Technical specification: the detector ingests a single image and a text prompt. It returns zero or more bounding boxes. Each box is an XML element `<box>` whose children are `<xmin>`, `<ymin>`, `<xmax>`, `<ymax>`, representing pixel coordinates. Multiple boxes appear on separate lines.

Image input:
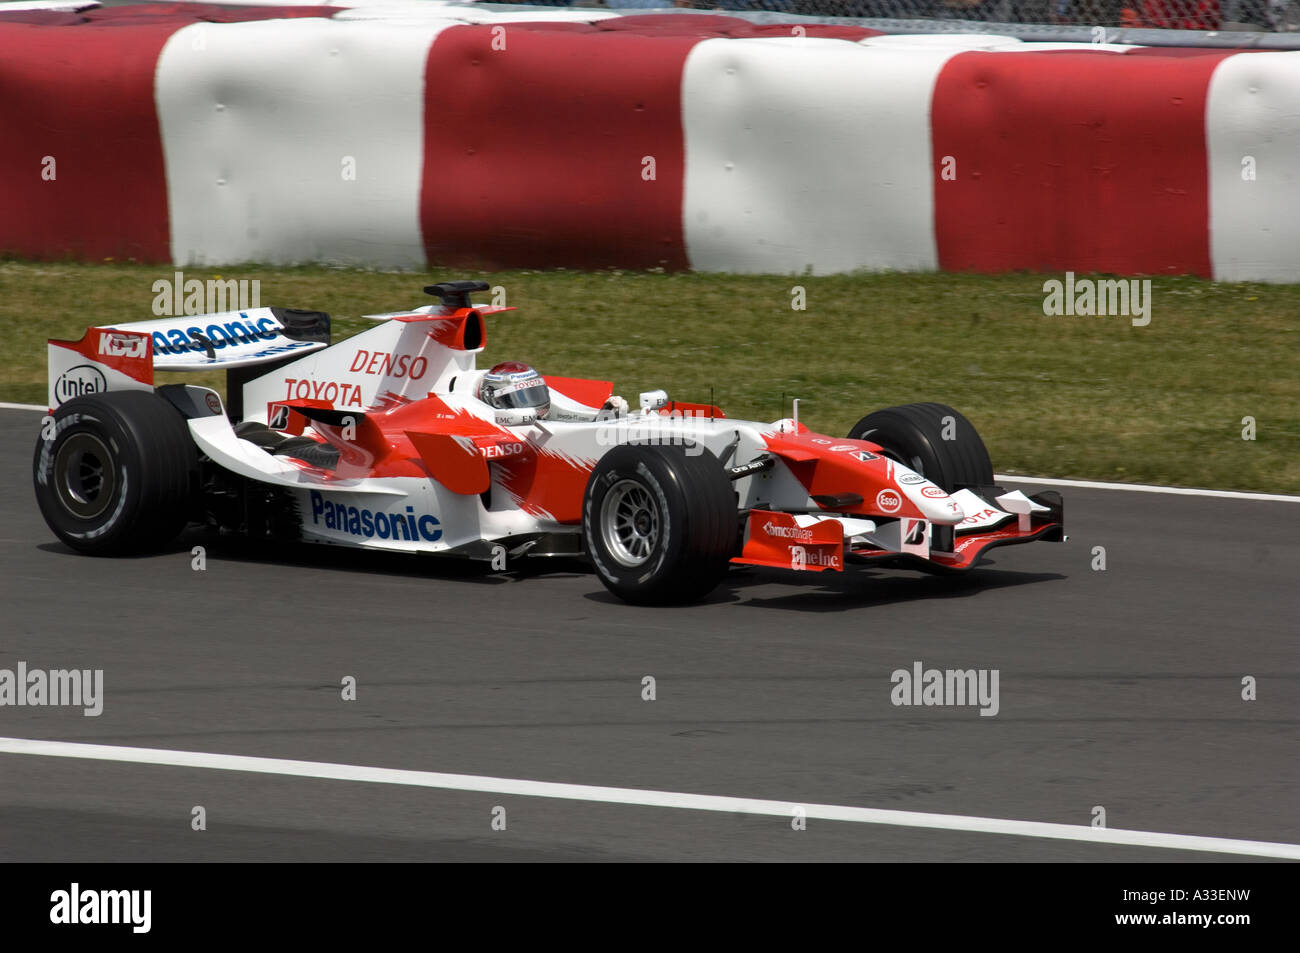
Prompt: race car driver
<box><xmin>477</xmin><ymin>361</ymin><xmax>627</xmax><ymax>425</ymax></box>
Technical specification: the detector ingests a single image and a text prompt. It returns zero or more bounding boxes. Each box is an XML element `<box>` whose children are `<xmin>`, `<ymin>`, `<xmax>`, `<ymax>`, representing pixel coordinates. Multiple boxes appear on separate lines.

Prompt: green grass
<box><xmin>1</xmin><ymin>261</ymin><xmax>1297</xmax><ymax>493</ymax></box>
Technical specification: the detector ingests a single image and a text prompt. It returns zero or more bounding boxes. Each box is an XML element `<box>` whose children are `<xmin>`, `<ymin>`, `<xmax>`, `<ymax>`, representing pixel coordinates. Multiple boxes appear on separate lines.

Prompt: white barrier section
<box><xmin>156</xmin><ymin>18</ymin><xmax>456</xmax><ymax>268</ymax></box>
<box><xmin>681</xmin><ymin>38</ymin><xmax>960</xmax><ymax>275</ymax></box>
<box><xmin>1206</xmin><ymin>51</ymin><xmax>1300</xmax><ymax>283</ymax></box>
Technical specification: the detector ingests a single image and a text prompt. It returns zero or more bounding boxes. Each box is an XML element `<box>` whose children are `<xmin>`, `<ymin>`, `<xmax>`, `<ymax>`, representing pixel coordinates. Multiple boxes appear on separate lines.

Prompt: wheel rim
<box><xmin>54</xmin><ymin>432</ymin><xmax>117</xmax><ymax>520</ymax></box>
<box><xmin>600</xmin><ymin>479</ymin><xmax>661</xmax><ymax>568</ymax></box>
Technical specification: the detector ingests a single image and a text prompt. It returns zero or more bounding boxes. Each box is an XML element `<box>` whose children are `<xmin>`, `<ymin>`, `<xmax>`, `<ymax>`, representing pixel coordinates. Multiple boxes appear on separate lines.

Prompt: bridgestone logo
<box><xmin>763</xmin><ymin>521</ymin><xmax>813</xmax><ymax>541</ymax></box>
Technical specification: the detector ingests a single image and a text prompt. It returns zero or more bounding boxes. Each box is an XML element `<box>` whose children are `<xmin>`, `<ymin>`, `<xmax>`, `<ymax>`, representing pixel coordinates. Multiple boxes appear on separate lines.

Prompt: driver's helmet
<box><xmin>478</xmin><ymin>361</ymin><xmax>550</xmax><ymax>425</ymax></box>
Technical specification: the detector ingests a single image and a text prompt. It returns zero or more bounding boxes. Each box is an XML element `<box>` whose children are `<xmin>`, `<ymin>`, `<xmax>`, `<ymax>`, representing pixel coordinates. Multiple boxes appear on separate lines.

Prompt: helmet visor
<box><xmin>486</xmin><ymin>376</ymin><xmax>550</xmax><ymax>410</ymax></box>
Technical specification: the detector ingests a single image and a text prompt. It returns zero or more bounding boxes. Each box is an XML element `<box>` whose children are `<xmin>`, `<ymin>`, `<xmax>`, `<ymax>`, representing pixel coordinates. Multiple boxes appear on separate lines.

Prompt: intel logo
<box><xmin>54</xmin><ymin>365</ymin><xmax>106</xmax><ymax>405</ymax></box>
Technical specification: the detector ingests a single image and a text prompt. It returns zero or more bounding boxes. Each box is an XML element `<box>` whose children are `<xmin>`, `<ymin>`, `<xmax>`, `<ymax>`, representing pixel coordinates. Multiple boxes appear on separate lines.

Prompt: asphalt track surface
<box><xmin>0</xmin><ymin>407</ymin><xmax>1295</xmax><ymax>862</ymax></box>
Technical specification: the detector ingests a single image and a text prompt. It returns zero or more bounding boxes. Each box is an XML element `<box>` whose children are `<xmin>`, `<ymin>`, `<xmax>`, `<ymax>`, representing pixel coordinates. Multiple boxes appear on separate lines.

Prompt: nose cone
<box><xmin>893</xmin><ymin>467</ymin><xmax>963</xmax><ymax>524</ymax></box>
<box><xmin>915</xmin><ymin>490</ymin><xmax>964</xmax><ymax>524</ymax></box>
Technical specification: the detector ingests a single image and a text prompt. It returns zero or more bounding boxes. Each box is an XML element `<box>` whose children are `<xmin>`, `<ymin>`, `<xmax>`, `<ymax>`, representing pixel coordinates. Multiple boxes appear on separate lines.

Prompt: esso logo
<box><xmin>830</xmin><ymin>444</ymin><xmax>857</xmax><ymax>452</ymax></box>
<box><xmin>876</xmin><ymin>490</ymin><xmax>902</xmax><ymax>514</ymax></box>
<box><xmin>204</xmin><ymin>392</ymin><xmax>223</xmax><ymax>415</ymax></box>
<box><xmin>921</xmin><ymin>486</ymin><xmax>948</xmax><ymax>498</ymax></box>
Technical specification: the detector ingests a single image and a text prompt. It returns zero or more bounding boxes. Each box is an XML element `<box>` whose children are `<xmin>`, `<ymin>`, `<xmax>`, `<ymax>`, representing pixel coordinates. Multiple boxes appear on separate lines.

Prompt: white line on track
<box><xmin>0</xmin><ymin>402</ymin><xmax>45</xmax><ymax>412</ymax></box>
<box><xmin>3</xmin><ymin>737</ymin><xmax>1297</xmax><ymax>859</ymax></box>
<box><xmin>995</xmin><ymin>473</ymin><xmax>1300</xmax><ymax>503</ymax></box>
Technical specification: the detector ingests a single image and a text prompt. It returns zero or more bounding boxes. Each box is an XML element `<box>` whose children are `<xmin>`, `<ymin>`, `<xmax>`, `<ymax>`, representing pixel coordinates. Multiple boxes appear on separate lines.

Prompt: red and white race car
<box><xmin>34</xmin><ymin>281</ymin><xmax>1063</xmax><ymax>604</ymax></box>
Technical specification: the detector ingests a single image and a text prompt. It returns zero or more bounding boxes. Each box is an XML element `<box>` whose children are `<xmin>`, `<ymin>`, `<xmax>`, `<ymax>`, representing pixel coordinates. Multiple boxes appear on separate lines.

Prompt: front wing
<box><xmin>734</xmin><ymin>488</ymin><xmax>1064</xmax><ymax>574</ymax></box>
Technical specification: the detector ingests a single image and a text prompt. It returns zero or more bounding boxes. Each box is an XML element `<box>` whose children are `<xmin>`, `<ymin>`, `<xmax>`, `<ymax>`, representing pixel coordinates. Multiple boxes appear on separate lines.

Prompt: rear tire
<box><xmin>33</xmin><ymin>391</ymin><xmax>198</xmax><ymax>555</ymax></box>
<box><xmin>582</xmin><ymin>444</ymin><xmax>736</xmax><ymax>605</ymax></box>
<box><xmin>848</xmin><ymin>402</ymin><xmax>993</xmax><ymax>493</ymax></box>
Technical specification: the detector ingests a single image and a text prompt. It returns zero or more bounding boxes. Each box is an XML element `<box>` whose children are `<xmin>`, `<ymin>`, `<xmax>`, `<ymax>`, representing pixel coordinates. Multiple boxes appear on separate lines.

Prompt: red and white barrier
<box><xmin>2</xmin><ymin>5</ymin><xmax>1298</xmax><ymax>281</ymax></box>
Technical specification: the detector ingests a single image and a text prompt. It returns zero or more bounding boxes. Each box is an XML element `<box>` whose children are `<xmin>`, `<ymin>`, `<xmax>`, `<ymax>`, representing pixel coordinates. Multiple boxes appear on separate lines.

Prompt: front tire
<box><xmin>582</xmin><ymin>444</ymin><xmax>736</xmax><ymax>605</ymax></box>
<box><xmin>33</xmin><ymin>391</ymin><xmax>198</xmax><ymax>555</ymax></box>
<box><xmin>848</xmin><ymin>402</ymin><xmax>993</xmax><ymax>493</ymax></box>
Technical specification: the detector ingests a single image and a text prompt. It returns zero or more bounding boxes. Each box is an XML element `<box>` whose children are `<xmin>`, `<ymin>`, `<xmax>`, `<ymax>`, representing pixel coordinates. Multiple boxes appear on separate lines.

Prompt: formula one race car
<box><xmin>33</xmin><ymin>281</ymin><xmax>1063</xmax><ymax>604</ymax></box>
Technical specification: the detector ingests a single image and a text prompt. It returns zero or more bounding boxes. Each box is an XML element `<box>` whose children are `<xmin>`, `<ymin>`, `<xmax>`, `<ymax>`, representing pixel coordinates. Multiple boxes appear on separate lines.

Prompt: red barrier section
<box><xmin>931</xmin><ymin>50</ymin><xmax>1232</xmax><ymax>277</ymax></box>
<box><xmin>419</xmin><ymin>24</ymin><xmax>702</xmax><ymax>271</ymax></box>
<box><xmin>0</xmin><ymin>22</ymin><xmax>179</xmax><ymax>261</ymax></box>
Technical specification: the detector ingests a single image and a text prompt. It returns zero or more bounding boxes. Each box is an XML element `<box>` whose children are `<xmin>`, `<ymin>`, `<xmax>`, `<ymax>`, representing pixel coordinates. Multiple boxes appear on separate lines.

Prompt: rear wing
<box><xmin>47</xmin><ymin>308</ymin><xmax>329</xmax><ymax>412</ymax></box>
